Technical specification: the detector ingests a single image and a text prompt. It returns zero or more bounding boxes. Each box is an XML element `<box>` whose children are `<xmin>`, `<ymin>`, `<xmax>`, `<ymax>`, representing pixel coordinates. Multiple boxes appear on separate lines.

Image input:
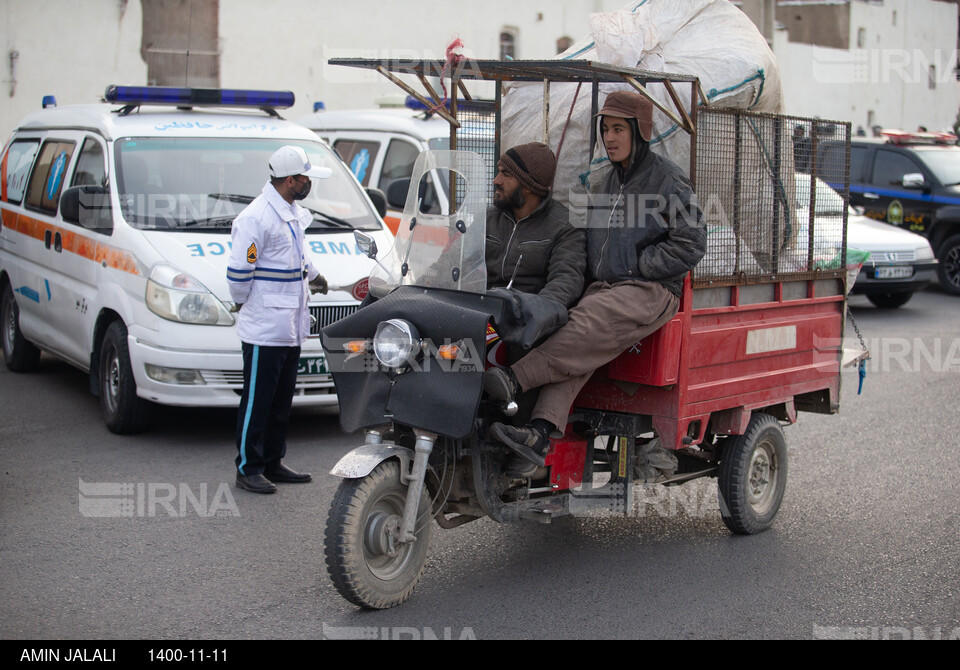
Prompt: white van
<box><xmin>297</xmin><ymin>99</ymin><xmax>495</xmax><ymax>234</ymax></box>
<box><xmin>0</xmin><ymin>86</ymin><xmax>394</xmax><ymax>433</ymax></box>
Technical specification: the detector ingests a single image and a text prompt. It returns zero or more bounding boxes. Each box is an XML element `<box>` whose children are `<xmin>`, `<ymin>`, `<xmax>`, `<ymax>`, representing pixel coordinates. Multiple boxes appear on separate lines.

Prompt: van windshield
<box><xmin>115</xmin><ymin>138</ymin><xmax>381</xmax><ymax>232</ymax></box>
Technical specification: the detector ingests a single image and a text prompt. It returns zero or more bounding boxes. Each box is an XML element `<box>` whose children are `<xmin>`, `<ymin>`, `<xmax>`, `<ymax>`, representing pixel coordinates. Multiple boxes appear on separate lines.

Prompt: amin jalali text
<box><xmin>20</xmin><ymin>648</ymin><xmax>115</xmax><ymax>662</ymax></box>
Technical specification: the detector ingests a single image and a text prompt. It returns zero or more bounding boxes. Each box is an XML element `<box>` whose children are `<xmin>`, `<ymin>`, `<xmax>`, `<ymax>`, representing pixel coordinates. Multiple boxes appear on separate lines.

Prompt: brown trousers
<box><xmin>511</xmin><ymin>280</ymin><xmax>679</xmax><ymax>429</ymax></box>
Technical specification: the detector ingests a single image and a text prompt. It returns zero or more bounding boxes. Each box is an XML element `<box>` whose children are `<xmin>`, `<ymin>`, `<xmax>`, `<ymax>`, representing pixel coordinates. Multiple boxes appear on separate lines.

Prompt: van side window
<box><xmin>25</xmin><ymin>140</ymin><xmax>76</xmax><ymax>214</ymax></box>
<box><xmin>2</xmin><ymin>139</ymin><xmax>40</xmax><ymax>205</ymax></box>
<box><xmin>70</xmin><ymin>137</ymin><xmax>113</xmax><ymax>234</ymax></box>
<box><xmin>380</xmin><ymin>139</ymin><xmax>420</xmax><ymax>205</ymax></box>
<box><xmin>71</xmin><ymin>138</ymin><xmax>106</xmax><ymax>188</ymax></box>
<box><xmin>333</xmin><ymin>140</ymin><xmax>380</xmax><ymax>186</ymax></box>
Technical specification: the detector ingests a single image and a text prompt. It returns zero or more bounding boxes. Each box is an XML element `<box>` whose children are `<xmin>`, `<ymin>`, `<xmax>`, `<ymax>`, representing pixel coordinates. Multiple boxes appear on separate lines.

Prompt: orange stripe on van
<box><xmin>2</xmin><ymin>209</ymin><xmax>141</xmax><ymax>276</ymax></box>
<box><xmin>383</xmin><ymin>214</ymin><xmax>401</xmax><ymax>236</ymax></box>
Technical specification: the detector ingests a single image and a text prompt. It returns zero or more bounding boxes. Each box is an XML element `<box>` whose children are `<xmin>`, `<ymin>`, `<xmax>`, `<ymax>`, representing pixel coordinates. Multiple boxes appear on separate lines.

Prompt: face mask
<box><xmin>291</xmin><ymin>177</ymin><xmax>311</xmax><ymax>201</ymax></box>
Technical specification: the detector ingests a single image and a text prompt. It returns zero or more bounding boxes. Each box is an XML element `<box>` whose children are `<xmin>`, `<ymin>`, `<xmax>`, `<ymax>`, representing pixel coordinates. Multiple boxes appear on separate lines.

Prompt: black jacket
<box><xmin>485</xmin><ymin>195</ymin><xmax>586</xmax><ymax>308</ymax></box>
<box><xmin>586</xmin><ymin>150</ymin><xmax>706</xmax><ymax>297</ymax></box>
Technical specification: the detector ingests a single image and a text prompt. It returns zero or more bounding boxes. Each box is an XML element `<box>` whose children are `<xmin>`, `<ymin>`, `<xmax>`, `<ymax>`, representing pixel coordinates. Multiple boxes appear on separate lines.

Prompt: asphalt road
<box><xmin>1</xmin><ymin>286</ymin><xmax>959</xmax><ymax>641</ymax></box>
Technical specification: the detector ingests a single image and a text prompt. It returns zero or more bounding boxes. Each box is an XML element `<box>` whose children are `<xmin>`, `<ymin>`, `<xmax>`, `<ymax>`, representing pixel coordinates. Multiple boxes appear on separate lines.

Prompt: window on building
<box><xmin>556</xmin><ymin>36</ymin><xmax>574</xmax><ymax>55</ymax></box>
<box><xmin>857</xmin><ymin>28</ymin><xmax>867</xmax><ymax>49</ymax></box>
<box><xmin>141</xmin><ymin>0</ymin><xmax>220</xmax><ymax>87</ymax></box>
<box><xmin>929</xmin><ymin>65</ymin><xmax>937</xmax><ymax>90</ymax></box>
<box><xmin>500</xmin><ymin>29</ymin><xmax>517</xmax><ymax>60</ymax></box>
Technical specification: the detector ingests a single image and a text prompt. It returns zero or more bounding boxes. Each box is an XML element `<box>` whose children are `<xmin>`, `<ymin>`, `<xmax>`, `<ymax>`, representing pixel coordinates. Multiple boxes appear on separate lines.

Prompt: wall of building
<box><xmin>1</xmin><ymin>0</ymin><xmax>958</xmax><ymax>141</ymax></box>
<box><xmin>774</xmin><ymin>0</ymin><xmax>959</xmax><ymax>133</ymax></box>
<box><xmin>217</xmin><ymin>0</ymin><xmax>622</xmax><ymax>118</ymax></box>
<box><xmin>0</xmin><ymin>0</ymin><xmax>147</xmax><ymax>140</ymax></box>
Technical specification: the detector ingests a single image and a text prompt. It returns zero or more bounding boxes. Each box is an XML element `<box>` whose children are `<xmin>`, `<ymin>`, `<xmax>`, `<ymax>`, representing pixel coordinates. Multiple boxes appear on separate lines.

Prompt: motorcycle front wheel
<box><xmin>324</xmin><ymin>460</ymin><xmax>433</xmax><ymax>609</ymax></box>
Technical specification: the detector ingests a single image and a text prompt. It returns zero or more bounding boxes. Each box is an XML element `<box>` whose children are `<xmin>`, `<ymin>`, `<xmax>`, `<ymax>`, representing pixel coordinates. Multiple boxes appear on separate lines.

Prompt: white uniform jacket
<box><xmin>226</xmin><ymin>183</ymin><xmax>320</xmax><ymax>346</ymax></box>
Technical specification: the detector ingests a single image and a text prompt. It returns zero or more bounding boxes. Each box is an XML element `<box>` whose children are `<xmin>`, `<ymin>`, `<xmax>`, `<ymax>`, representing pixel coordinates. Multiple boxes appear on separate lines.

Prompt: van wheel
<box><xmin>867</xmin><ymin>291</ymin><xmax>913</xmax><ymax>309</ymax></box>
<box><xmin>99</xmin><ymin>320</ymin><xmax>148</xmax><ymax>434</ymax></box>
<box><xmin>718</xmin><ymin>413</ymin><xmax>787</xmax><ymax>535</ymax></box>
<box><xmin>2</xmin><ymin>283</ymin><xmax>41</xmax><ymax>372</ymax></box>
<box><xmin>937</xmin><ymin>233</ymin><xmax>960</xmax><ymax>296</ymax></box>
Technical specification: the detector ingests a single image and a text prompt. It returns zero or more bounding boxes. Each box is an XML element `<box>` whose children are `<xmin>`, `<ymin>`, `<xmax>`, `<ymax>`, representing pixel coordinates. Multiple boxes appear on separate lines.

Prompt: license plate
<box><xmin>875</xmin><ymin>266</ymin><xmax>913</xmax><ymax>279</ymax></box>
<box><xmin>297</xmin><ymin>356</ymin><xmax>328</xmax><ymax>376</ymax></box>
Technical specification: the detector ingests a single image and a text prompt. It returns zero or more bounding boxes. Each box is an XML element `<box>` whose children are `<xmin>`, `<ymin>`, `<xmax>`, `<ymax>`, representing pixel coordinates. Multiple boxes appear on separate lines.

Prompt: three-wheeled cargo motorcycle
<box><xmin>319</xmin><ymin>59</ymin><xmax>861</xmax><ymax>609</ymax></box>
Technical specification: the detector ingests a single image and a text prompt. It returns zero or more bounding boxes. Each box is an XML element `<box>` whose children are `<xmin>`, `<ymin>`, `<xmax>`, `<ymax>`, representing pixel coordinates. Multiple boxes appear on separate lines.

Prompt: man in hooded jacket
<box><xmin>484</xmin><ymin>91</ymin><xmax>707</xmax><ymax>477</ymax></box>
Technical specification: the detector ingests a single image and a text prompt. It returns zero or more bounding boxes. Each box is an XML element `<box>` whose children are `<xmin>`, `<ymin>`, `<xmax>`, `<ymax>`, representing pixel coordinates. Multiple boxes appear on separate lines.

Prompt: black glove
<box><xmin>309</xmin><ymin>274</ymin><xmax>329</xmax><ymax>295</ymax></box>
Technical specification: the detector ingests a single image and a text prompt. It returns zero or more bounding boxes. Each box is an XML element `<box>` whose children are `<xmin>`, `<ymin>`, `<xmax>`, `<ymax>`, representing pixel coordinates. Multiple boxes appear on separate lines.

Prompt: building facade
<box><xmin>2</xmin><ymin>0</ymin><xmax>958</xmax><ymax>139</ymax></box>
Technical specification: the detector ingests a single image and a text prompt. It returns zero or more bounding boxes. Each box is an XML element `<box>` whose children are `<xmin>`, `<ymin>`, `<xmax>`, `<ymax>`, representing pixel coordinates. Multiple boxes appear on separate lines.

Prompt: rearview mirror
<box><xmin>902</xmin><ymin>173</ymin><xmax>926</xmax><ymax>189</ymax></box>
<box><xmin>365</xmin><ymin>187</ymin><xmax>387</xmax><ymax>219</ymax></box>
<box><xmin>354</xmin><ymin>231</ymin><xmax>378</xmax><ymax>259</ymax></box>
<box><xmin>59</xmin><ymin>185</ymin><xmax>113</xmax><ymax>232</ymax></box>
<box><xmin>386</xmin><ymin>178</ymin><xmax>410</xmax><ymax>209</ymax></box>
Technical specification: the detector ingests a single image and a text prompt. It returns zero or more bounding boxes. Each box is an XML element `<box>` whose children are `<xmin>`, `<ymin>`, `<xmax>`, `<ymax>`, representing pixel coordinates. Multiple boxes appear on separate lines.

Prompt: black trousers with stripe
<box><xmin>235</xmin><ymin>343</ymin><xmax>300</xmax><ymax>476</ymax></box>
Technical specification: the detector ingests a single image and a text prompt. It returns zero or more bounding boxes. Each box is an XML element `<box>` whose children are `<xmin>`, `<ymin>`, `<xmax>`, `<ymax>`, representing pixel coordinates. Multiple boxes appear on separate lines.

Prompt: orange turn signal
<box><xmin>343</xmin><ymin>339</ymin><xmax>370</xmax><ymax>354</ymax></box>
<box><xmin>437</xmin><ymin>343</ymin><xmax>462</xmax><ymax>360</ymax></box>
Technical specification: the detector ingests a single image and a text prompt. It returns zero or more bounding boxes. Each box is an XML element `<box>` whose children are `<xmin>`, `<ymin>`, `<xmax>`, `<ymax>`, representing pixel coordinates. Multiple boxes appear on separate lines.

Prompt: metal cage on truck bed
<box><xmin>328</xmin><ymin>57</ymin><xmax>853</xmax><ymax>454</ymax></box>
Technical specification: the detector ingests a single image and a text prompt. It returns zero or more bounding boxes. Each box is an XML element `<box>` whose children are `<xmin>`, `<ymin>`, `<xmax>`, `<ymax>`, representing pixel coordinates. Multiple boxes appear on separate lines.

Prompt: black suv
<box><xmin>814</xmin><ymin>134</ymin><xmax>960</xmax><ymax>295</ymax></box>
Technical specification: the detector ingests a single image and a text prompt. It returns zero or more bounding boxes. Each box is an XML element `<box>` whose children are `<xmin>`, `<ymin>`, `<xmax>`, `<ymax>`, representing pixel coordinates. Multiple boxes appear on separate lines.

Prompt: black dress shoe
<box><xmin>236</xmin><ymin>473</ymin><xmax>278</xmax><ymax>494</ymax></box>
<box><xmin>264</xmin><ymin>461</ymin><xmax>312</xmax><ymax>484</ymax></box>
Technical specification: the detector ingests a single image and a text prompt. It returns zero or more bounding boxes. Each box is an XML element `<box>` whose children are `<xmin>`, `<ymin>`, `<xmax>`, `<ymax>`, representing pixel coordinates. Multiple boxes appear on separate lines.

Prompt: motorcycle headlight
<box><xmin>146</xmin><ymin>264</ymin><xmax>235</xmax><ymax>326</ymax></box>
<box><xmin>373</xmin><ymin>319</ymin><xmax>421</xmax><ymax>369</ymax></box>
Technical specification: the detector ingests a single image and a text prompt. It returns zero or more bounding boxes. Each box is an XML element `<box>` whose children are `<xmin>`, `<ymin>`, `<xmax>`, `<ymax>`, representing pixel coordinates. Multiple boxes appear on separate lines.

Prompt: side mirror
<box><xmin>60</xmin><ymin>185</ymin><xmax>112</xmax><ymax>232</ymax></box>
<box><xmin>902</xmin><ymin>173</ymin><xmax>926</xmax><ymax>189</ymax></box>
<box><xmin>365</xmin><ymin>187</ymin><xmax>387</xmax><ymax>219</ymax></box>
<box><xmin>386</xmin><ymin>178</ymin><xmax>410</xmax><ymax>209</ymax></box>
<box><xmin>354</xmin><ymin>230</ymin><xmax>378</xmax><ymax>259</ymax></box>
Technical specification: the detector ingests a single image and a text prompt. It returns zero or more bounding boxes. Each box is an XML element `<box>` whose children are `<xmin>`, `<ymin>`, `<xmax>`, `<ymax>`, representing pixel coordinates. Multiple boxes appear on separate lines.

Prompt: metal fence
<box><xmin>693</xmin><ymin>108</ymin><xmax>852</xmax><ymax>287</ymax></box>
<box><xmin>453</xmin><ymin>99</ymin><xmax>497</xmax><ymax>208</ymax></box>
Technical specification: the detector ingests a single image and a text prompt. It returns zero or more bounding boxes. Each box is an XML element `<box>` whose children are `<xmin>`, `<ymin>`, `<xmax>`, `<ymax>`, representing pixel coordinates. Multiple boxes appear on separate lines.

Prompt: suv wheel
<box><xmin>937</xmin><ymin>233</ymin><xmax>960</xmax><ymax>296</ymax></box>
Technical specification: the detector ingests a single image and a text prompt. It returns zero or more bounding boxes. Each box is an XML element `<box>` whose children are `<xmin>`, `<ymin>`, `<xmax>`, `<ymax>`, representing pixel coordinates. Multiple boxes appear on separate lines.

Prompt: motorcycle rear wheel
<box><xmin>325</xmin><ymin>460</ymin><xmax>433</xmax><ymax>609</ymax></box>
<box><xmin>717</xmin><ymin>413</ymin><xmax>787</xmax><ymax>535</ymax></box>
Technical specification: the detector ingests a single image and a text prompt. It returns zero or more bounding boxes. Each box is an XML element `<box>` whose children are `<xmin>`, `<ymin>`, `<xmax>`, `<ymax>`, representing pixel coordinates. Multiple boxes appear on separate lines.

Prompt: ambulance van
<box><xmin>0</xmin><ymin>86</ymin><xmax>393</xmax><ymax>433</ymax></box>
<box><xmin>297</xmin><ymin>97</ymin><xmax>496</xmax><ymax>234</ymax></box>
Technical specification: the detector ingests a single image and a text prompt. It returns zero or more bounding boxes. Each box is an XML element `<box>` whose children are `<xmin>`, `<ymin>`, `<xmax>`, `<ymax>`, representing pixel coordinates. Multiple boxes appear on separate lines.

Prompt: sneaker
<box><xmin>483</xmin><ymin>367</ymin><xmax>518</xmax><ymax>403</ymax></box>
<box><xmin>490</xmin><ymin>422</ymin><xmax>549</xmax><ymax>468</ymax></box>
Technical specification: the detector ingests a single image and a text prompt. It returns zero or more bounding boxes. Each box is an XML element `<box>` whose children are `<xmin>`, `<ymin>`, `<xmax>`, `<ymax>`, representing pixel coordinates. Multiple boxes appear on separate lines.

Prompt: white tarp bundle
<box><xmin>500</xmin><ymin>0</ymin><xmax>792</xmax><ymax>272</ymax></box>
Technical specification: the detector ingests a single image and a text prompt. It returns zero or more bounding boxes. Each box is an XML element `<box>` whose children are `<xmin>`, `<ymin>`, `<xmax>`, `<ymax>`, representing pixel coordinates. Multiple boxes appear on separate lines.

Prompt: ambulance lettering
<box><xmin>308</xmin><ymin>241</ymin><xmax>355</xmax><ymax>255</ymax></box>
<box><xmin>187</xmin><ymin>242</ymin><xmax>234</xmax><ymax>257</ymax></box>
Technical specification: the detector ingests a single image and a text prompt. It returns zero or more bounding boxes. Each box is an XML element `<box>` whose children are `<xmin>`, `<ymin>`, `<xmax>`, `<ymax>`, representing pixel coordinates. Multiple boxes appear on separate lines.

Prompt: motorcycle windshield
<box><xmin>368</xmin><ymin>150</ymin><xmax>488</xmax><ymax>295</ymax></box>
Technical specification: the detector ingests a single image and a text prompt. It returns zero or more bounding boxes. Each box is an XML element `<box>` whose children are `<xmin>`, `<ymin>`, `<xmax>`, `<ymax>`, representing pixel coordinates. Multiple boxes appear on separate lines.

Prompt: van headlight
<box><xmin>373</xmin><ymin>319</ymin><xmax>421</xmax><ymax>369</ymax></box>
<box><xmin>146</xmin><ymin>264</ymin><xmax>235</xmax><ymax>326</ymax></box>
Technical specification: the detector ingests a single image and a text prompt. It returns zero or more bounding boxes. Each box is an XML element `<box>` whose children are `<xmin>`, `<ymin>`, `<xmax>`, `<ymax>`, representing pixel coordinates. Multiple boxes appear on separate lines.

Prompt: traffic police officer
<box><xmin>227</xmin><ymin>145</ymin><xmax>329</xmax><ymax>494</ymax></box>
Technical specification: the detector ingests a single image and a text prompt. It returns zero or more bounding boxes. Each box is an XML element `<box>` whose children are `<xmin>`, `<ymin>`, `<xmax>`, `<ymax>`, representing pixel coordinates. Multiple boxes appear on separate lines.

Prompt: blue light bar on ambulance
<box><xmin>103</xmin><ymin>85</ymin><xmax>295</xmax><ymax>109</ymax></box>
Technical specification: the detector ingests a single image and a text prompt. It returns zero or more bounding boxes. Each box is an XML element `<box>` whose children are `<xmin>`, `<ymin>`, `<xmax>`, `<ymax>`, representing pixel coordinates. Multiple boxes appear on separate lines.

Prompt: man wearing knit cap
<box><xmin>484</xmin><ymin>92</ymin><xmax>706</xmax><ymax>478</ymax></box>
<box><xmin>485</xmin><ymin>142</ymin><xmax>586</xmax><ymax>309</ymax></box>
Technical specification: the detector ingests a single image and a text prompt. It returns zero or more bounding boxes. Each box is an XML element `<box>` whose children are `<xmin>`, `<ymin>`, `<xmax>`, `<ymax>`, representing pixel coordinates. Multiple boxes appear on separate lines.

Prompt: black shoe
<box><xmin>236</xmin><ymin>473</ymin><xmax>278</xmax><ymax>494</ymax></box>
<box><xmin>264</xmin><ymin>461</ymin><xmax>312</xmax><ymax>484</ymax></box>
<box><xmin>504</xmin><ymin>454</ymin><xmax>544</xmax><ymax>478</ymax></box>
<box><xmin>490</xmin><ymin>422</ymin><xmax>549</xmax><ymax>468</ymax></box>
<box><xmin>483</xmin><ymin>367</ymin><xmax>518</xmax><ymax>403</ymax></box>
